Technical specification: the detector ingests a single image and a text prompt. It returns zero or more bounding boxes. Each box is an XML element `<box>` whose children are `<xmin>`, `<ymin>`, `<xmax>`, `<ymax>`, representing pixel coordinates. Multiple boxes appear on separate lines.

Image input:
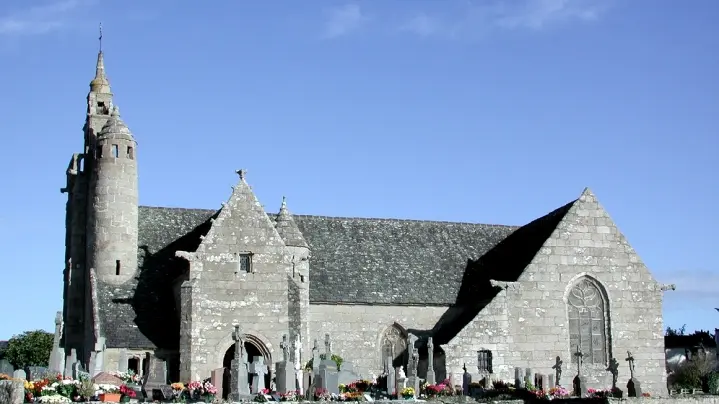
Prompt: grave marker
<box><xmin>230</xmin><ymin>325</ymin><xmax>251</xmax><ymax>400</ymax></box>
<box><xmin>626</xmin><ymin>351</ymin><xmax>642</xmax><ymax>397</ymax></box>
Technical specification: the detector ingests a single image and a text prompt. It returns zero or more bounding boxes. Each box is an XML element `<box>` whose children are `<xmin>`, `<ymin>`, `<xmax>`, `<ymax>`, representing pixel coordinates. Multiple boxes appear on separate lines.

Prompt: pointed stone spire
<box><xmin>90</xmin><ymin>50</ymin><xmax>111</xmax><ymax>93</ymax></box>
<box><xmin>90</xmin><ymin>25</ymin><xmax>111</xmax><ymax>93</ymax></box>
<box><xmin>275</xmin><ymin>196</ymin><xmax>308</xmax><ymax>248</ymax></box>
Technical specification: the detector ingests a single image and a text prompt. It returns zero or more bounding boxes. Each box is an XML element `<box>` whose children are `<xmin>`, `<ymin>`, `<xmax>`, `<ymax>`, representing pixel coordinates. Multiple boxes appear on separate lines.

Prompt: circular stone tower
<box><xmin>88</xmin><ymin>105</ymin><xmax>138</xmax><ymax>285</ymax></box>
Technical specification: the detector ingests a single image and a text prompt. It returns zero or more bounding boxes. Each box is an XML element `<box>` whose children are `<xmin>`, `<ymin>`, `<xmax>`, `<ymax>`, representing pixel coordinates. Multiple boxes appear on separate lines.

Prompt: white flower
<box><xmin>37</xmin><ymin>395</ymin><xmax>72</xmax><ymax>404</ymax></box>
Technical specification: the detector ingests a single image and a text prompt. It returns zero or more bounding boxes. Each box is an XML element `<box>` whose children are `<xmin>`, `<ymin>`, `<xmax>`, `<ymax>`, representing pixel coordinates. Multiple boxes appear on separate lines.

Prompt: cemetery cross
<box><xmin>573</xmin><ymin>346</ymin><xmax>584</xmax><ymax>376</ymax></box>
<box><xmin>552</xmin><ymin>356</ymin><xmax>563</xmax><ymax>386</ymax></box>
<box><xmin>281</xmin><ymin>334</ymin><xmax>290</xmax><ymax>362</ymax></box>
<box><xmin>626</xmin><ymin>351</ymin><xmax>635</xmax><ymax>379</ymax></box>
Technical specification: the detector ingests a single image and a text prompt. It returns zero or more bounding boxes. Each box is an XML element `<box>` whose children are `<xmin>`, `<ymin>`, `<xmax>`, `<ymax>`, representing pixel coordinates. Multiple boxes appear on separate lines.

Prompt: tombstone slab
<box><xmin>627</xmin><ymin>378</ymin><xmax>642</xmax><ymax>397</ymax></box>
<box><xmin>92</xmin><ymin>372</ymin><xmax>124</xmax><ymax>386</ymax></box>
<box><xmin>211</xmin><ymin>368</ymin><xmax>225</xmax><ymax>399</ymax></box>
<box><xmin>0</xmin><ymin>360</ymin><xmax>14</xmax><ymax>377</ymax></box>
<box><xmin>12</xmin><ymin>369</ymin><xmax>26</xmax><ymax>381</ymax></box>
<box><xmin>141</xmin><ymin>354</ymin><xmax>168</xmax><ymax>400</ymax></box>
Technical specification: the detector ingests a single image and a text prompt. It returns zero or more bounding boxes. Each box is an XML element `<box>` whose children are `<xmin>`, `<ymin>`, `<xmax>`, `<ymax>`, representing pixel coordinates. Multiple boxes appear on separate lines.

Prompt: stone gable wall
<box><xmin>506</xmin><ymin>190</ymin><xmax>666</xmax><ymax>396</ymax></box>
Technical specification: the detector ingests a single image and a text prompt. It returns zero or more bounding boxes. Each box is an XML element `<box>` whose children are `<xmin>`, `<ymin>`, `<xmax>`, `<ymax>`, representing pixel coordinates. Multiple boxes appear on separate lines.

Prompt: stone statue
<box><xmin>398</xmin><ymin>366</ymin><xmax>406</xmax><ymax>379</ymax></box>
<box><xmin>552</xmin><ymin>356</ymin><xmax>563</xmax><ymax>386</ymax></box>
<box><xmin>407</xmin><ymin>333</ymin><xmax>418</xmax><ymax>351</ymax></box>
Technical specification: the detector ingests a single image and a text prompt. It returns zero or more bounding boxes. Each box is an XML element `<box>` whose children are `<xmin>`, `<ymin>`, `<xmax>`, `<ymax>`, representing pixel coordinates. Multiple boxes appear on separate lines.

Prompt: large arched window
<box><xmin>380</xmin><ymin>323</ymin><xmax>407</xmax><ymax>368</ymax></box>
<box><xmin>567</xmin><ymin>276</ymin><xmax>611</xmax><ymax>365</ymax></box>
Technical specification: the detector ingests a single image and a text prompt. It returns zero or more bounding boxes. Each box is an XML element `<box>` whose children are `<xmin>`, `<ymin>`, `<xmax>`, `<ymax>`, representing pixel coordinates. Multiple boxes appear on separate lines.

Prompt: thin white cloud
<box><xmin>0</xmin><ymin>0</ymin><xmax>92</xmax><ymax>36</ymax></box>
<box><xmin>400</xmin><ymin>13</ymin><xmax>443</xmax><ymax>38</ymax></box>
<box><xmin>322</xmin><ymin>4</ymin><xmax>367</xmax><ymax>39</ymax></box>
<box><xmin>399</xmin><ymin>0</ymin><xmax>609</xmax><ymax>39</ymax></box>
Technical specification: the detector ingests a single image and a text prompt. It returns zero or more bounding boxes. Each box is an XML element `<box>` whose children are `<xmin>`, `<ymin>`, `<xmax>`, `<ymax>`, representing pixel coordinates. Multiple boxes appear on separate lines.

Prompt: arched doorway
<box><xmin>222</xmin><ymin>338</ymin><xmax>272</xmax><ymax>398</ymax></box>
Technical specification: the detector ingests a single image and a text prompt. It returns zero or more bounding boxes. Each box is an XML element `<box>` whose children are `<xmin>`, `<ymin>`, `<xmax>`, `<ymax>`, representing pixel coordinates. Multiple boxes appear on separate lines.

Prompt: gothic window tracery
<box><xmin>567</xmin><ymin>276</ymin><xmax>611</xmax><ymax>365</ymax></box>
<box><xmin>380</xmin><ymin>323</ymin><xmax>407</xmax><ymax>366</ymax></box>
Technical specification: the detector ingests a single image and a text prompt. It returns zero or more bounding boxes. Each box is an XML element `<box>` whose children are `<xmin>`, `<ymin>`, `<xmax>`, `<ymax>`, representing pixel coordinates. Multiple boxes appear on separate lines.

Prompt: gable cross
<box><xmin>573</xmin><ymin>346</ymin><xmax>584</xmax><ymax>376</ymax></box>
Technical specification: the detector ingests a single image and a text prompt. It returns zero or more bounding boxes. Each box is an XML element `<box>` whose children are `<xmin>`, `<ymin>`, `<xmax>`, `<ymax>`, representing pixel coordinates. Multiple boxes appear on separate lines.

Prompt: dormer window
<box><xmin>96</xmin><ymin>101</ymin><xmax>106</xmax><ymax>115</ymax></box>
<box><xmin>111</xmin><ymin>144</ymin><xmax>119</xmax><ymax>158</ymax></box>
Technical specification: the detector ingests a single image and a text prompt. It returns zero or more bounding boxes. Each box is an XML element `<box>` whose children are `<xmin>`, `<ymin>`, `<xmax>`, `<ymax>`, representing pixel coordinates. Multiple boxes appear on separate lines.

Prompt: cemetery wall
<box><xmin>504</xmin><ymin>190</ymin><xmax>667</xmax><ymax>396</ymax></box>
<box><xmin>177</xmin><ymin>176</ymin><xmax>305</xmax><ymax>381</ymax></box>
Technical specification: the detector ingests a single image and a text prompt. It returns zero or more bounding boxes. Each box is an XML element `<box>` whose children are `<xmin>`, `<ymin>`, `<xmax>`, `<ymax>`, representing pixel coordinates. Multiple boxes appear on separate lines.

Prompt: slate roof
<box><xmin>97</xmin><ymin>200</ymin><xmax>576</xmax><ymax>349</ymax></box>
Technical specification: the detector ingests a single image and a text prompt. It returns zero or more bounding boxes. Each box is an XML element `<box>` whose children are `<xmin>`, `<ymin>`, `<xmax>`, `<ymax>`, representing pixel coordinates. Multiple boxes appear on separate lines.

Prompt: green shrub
<box><xmin>669</xmin><ymin>356</ymin><xmax>717</xmax><ymax>390</ymax></box>
<box><xmin>707</xmin><ymin>372</ymin><xmax>719</xmax><ymax>395</ymax></box>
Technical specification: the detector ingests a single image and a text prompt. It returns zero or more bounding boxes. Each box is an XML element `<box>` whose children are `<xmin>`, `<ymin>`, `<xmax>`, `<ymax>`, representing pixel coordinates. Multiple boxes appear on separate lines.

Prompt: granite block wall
<box><xmin>506</xmin><ymin>190</ymin><xmax>667</xmax><ymax>396</ymax></box>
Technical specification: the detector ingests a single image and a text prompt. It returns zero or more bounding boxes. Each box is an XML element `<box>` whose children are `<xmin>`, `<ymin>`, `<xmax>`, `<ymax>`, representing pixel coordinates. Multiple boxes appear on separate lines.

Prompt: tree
<box><xmin>1</xmin><ymin>330</ymin><xmax>53</xmax><ymax>369</ymax></box>
<box><xmin>666</xmin><ymin>324</ymin><xmax>687</xmax><ymax>336</ymax></box>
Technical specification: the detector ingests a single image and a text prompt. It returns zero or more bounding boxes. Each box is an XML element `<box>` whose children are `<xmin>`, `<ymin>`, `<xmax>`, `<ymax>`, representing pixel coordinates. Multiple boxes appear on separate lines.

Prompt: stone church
<box><xmin>61</xmin><ymin>49</ymin><xmax>671</xmax><ymax>395</ymax></box>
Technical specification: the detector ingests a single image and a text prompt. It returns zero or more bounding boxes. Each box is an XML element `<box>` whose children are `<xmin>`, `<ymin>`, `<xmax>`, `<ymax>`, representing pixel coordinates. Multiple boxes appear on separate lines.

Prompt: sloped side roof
<box><xmin>293</xmin><ymin>216</ymin><xmax>518</xmax><ymax>305</ymax></box>
<box><xmin>96</xmin><ymin>207</ymin><xmax>216</xmax><ymax>349</ymax></box>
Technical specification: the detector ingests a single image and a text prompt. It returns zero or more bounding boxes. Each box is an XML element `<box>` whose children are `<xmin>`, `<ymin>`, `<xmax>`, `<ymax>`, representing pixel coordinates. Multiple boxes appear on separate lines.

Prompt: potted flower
<box><xmin>119</xmin><ymin>384</ymin><xmax>136</xmax><ymax>403</ymax></box>
<box><xmin>400</xmin><ymin>387</ymin><xmax>415</xmax><ymax>399</ymax></box>
<box><xmin>98</xmin><ymin>385</ymin><xmax>121</xmax><ymax>402</ymax></box>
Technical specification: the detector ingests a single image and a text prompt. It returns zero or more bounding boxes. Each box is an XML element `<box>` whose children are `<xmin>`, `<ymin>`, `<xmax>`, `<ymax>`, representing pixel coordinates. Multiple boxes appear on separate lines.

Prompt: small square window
<box><xmin>239</xmin><ymin>254</ymin><xmax>252</xmax><ymax>273</ymax></box>
<box><xmin>127</xmin><ymin>146</ymin><xmax>134</xmax><ymax>160</ymax></box>
<box><xmin>111</xmin><ymin>144</ymin><xmax>119</xmax><ymax>158</ymax></box>
<box><xmin>96</xmin><ymin>145</ymin><xmax>103</xmax><ymax>158</ymax></box>
<box><xmin>477</xmin><ymin>349</ymin><xmax>493</xmax><ymax>373</ymax></box>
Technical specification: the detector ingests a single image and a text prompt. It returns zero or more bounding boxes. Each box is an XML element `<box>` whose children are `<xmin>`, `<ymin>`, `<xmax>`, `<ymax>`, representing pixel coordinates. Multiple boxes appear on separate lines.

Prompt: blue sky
<box><xmin>0</xmin><ymin>0</ymin><xmax>717</xmax><ymax>340</ymax></box>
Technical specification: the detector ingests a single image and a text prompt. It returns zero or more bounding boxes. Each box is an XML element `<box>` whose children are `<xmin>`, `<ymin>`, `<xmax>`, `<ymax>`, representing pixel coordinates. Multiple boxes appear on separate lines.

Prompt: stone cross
<box><xmin>606</xmin><ymin>357</ymin><xmax>619</xmax><ymax>389</ymax></box>
<box><xmin>233</xmin><ymin>325</ymin><xmax>247</xmax><ymax>362</ymax></box>
<box><xmin>250</xmin><ymin>357</ymin><xmax>268</xmax><ymax>393</ymax></box>
<box><xmin>324</xmin><ymin>333</ymin><xmax>332</xmax><ymax>355</ymax></box>
<box><xmin>626</xmin><ymin>351</ymin><xmax>635</xmax><ymax>379</ymax></box>
<box><xmin>407</xmin><ymin>333</ymin><xmax>418</xmax><ymax>351</ymax></box>
<box><xmin>552</xmin><ymin>356</ymin><xmax>563</xmax><ymax>386</ymax></box>
<box><xmin>426</xmin><ymin>337</ymin><xmax>436</xmax><ymax>384</ymax></box>
<box><xmin>573</xmin><ymin>346</ymin><xmax>584</xmax><ymax>376</ymax></box>
<box><xmin>281</xmin><ymin>334</ymin><xmax>290</xmax><ymax>362</ymax></box>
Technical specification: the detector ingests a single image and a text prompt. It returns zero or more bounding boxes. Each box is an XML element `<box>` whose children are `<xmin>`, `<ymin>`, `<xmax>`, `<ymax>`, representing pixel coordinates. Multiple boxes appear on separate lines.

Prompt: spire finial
<box><xmin>281</xmin><ymin>196</ymin><xmax>287</xmax><ymax>210</ymax></box>
<box><xmin>235</xmin><ymin>169</ymin><xmax>246</xmax><ymax>180</ymax></box>
<box><xmin>99</xmin><ymin>22</ymin><xmax>103</xmax><ymax>52</ymax></box>
<box><xmin>111</xmin><ymin>105</ymin><xmax>120</xmax><ymax>117</ymax></box>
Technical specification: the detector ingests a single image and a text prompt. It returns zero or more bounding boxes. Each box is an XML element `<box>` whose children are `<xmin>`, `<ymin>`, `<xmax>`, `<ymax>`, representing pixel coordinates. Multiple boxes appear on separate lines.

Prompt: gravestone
<box><xmin>572</xmin><ymin>347</ymin><xmax>586</xmax><ymax>398</ymax></box>
<box><xmin>292</xmin><ymin>334</ymin><xmax>303</xmax><ymax>394</ymax></box>
<box><xmin>25</xmin><ymin>366</ymin><xmax>48</xmax><ymax>381</ymax></box>
<box><xmin>48</xmin><ymin>312</ymin><xmax>65</xmax><ymax>375</ymax></box>
<box><xmin>250</xmin><ymin>356</ymin><xmax>268</xmax><ymax>393</ymax></box>
<box><xmin>395</xmin><ymin>366</ymin><xmax>406</xmax><ymax>395</ymax></box>
<box><xmin>607</xmin><ymin>357</ymin><xmax>622</xmax><ymax>397</ymax></box>
<box><xmin>12</xmin><ymin>369</ymin><xmax>26</xmax><ymax>380</ymax></box>
<box><xmin>462</xmin><ymin>364</ymin><xmax>471</xmax><ymax>395</ymax></box>
<box><xmin>552</xmin><ymin>356</ymin><xmax>563</xmax><ymax>387</ymax></box>
<box><xmin>71</xmin><ymin>361</ymin><xmax>83</xmax><ymax>380</ymax></box>
<box><xmin>211</xmin><ymin>368</ymin><xmax>225</xmax><ymax>399</ymax></box>
<box><xmin>141</xmin><ymin>354</ymin><xmax>168</xmax><ymax>400</ymax></box>
<box><xmin>626</xmin><ymin>351</ymin><xmax>642</xmax><ymax>397</ymax></box>
<box><xmin>229</xmin><ymin>325</ymin><xmax>251</xmax><ymax>400</ymax></box>
<box><xmin>0</xmin><ymin>379</ymin><xmax>24</xmax><ymax>404</ymax></box>
<box><xmin>406</xmin><ymin>347</ymin><xmax>419</xmax><ymax>398</ymax></box>
<box><xmin>385</xmin><ymin>356</ymin><xmax>395</xmax><ymax>396</ymax></box>
<box><xmin>64</xmin><ymin>349</ymin><xmax>77</xmax><ymax>378</ymax></box>
<box><xmin>117</xmin><ymin>349</ymin><xmax>128</xmax><ymax>373</ymax></box>
<box><xmin>91</xmin><ymin>337</ymin><xmax>106</xmax><ymax>377</ymax></box>
<box><xmin>514</xmin><ymin>367</ymin><xmax>523</xmax><ymax>388</ymax></box>
<box><xmin>524</xmin><ymin>368</ymin><xmax>532</xmax><ymax>388</ymax></box>
<box><xmin>276</xmin><ymin>334</ymin><xmax>296</xmax><ymax>394</ymax></box>
<box><xmin>317</xmin><ymin>352</ymin><xmax>340</xmax><ymax>394</ymax></box>
<box><xmin>338</xmin><ymin>361</ymin><xmax>360</xmax><ymax>385</ymax></box>
<box><xmin>426</xmin><ymin>337</ymin><xmax>436</xmax><ymax>385</ymax></box>
<box><xmin>92</xmin><ymin>372</ymin><xmax>124</xmax><ymax>386</ymax></box>
<box><xmin>0</xmin><ymin>359</ymin><xmax>14</xmax><ymax>376</ymax></box>
<box><xmin>548</xmin><ymin>374</ymin><xmax>555</xmax><ymax>389</ymax></box>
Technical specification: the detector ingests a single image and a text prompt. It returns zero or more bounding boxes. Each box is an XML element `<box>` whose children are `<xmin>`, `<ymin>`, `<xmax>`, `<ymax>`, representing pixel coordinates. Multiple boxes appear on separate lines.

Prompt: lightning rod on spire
<box><xmin>99</xmin><ymin>22</ymin><xmax>103</xmax><ymax>52</ymax></box>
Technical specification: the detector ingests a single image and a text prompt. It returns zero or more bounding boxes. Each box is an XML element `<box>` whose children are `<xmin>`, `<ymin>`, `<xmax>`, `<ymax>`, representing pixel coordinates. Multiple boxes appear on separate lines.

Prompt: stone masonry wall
<box><xmin>309</xmin><ymin>292</ymin><xmax>510</xmax><ymax>386</ymax></box>
<box><xmin>505</xmin><ymin>189</ymin><xmax>667</xmax><ymax>396</ymax></box>
<box><xmin>178</xmin><ymin>174</ymin><xmax>296</xmax><ymax>381</ymax></box>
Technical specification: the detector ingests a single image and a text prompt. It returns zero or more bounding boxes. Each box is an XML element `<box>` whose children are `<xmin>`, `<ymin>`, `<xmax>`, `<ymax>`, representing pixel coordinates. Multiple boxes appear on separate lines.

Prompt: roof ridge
<box><xmin>291</xmin><ymin>213</ymin><xmax>520</xmax><ymax>227</ymax></box>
